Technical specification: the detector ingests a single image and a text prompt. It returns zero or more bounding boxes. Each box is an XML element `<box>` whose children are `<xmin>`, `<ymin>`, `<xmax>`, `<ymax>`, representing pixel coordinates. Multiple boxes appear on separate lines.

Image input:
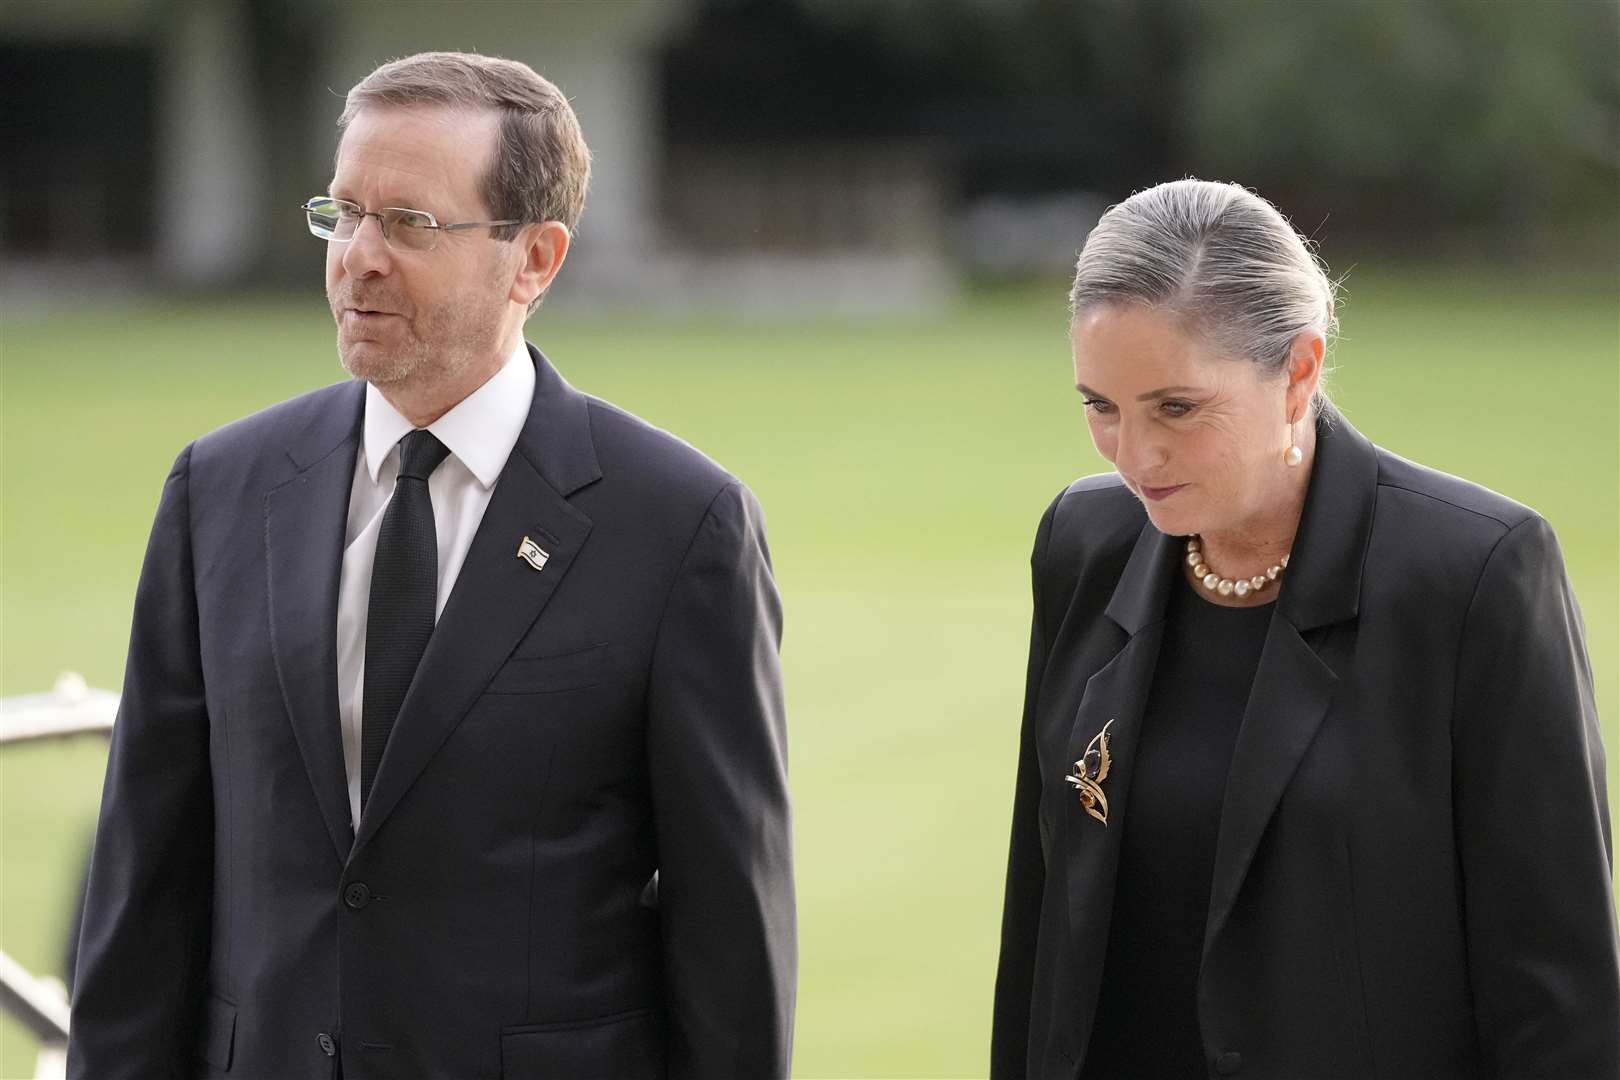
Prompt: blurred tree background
<box><xmin>5</xmin><ymin>0</ymin><xmax>1615</xmax><ymax>286</ymax></box>
<box><xmin>663</xmin><ymin>0</ymin><xmax>1617</xmax><ymax>261</ymax></box>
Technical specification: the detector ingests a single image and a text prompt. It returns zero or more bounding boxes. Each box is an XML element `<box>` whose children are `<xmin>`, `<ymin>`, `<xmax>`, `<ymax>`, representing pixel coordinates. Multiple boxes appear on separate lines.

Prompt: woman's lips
<box><xmin>1137</xmin><ymin>482</ymin><xmax>1187</xmax><ymax>502</ymax></box>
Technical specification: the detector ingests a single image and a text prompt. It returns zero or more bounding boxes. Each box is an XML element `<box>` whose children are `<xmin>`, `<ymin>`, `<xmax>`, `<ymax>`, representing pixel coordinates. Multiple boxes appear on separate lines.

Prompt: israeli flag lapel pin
<box><xmin>517</xmin><ymin>535</ymin><xmax>550</xmax><ymax>572</ymax></box>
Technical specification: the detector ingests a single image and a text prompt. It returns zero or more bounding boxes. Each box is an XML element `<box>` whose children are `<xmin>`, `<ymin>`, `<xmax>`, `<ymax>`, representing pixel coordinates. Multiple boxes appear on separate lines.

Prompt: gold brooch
<box><xmin>1065</xmin><ymin>719</ymin><xmax>1115</xmax><ymax>826</ymax></box>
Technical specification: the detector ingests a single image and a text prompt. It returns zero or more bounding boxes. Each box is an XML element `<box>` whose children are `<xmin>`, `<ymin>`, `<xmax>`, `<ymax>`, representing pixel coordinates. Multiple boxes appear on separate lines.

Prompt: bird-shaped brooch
<box><xmin>1065</xmin><ymin>718</ymin><xmax>1115</xmax><ymax>827</ymax></box>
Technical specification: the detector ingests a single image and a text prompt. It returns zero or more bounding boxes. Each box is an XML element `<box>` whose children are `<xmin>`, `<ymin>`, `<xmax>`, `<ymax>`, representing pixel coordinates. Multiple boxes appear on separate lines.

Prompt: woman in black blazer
<box><xmin>991</xmin><ymin>179</ymin><xmax>1619</xmax><ymax>1079</ymax></box>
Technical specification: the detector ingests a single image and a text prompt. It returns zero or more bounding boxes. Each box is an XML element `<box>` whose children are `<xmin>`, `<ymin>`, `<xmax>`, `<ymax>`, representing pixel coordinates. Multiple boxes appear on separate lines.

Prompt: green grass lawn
<box><xmin>2</xmin><ymin>268</ymin><xmax>1615</xmax><ymax>1078</ymax></box>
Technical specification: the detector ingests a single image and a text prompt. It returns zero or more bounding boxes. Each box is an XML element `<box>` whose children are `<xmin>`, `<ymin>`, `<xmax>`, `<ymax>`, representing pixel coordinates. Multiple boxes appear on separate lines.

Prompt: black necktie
<box><xmin>361</xmin><ymin>429</ymin><xmax>451</xmax><ymax>809</ymax></box>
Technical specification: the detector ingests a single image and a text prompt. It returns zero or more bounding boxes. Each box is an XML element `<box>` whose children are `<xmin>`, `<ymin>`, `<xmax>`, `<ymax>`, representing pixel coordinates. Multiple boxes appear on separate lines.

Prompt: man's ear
<box><xmin>509</xmin><ymin>221</ymin><xmax>571</xmax><ymax>308</ymax></box>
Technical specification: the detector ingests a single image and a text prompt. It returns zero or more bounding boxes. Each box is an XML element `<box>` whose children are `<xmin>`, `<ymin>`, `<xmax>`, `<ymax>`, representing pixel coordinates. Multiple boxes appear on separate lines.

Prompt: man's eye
<box><xmin>390</xmin><ymin>210</ymin><xmax>434</xmax><ymax>230</ymax></box>
<box><xmin>333</xmin><ymin>204</ymin><xmax>363</xmax><ymax>220</ymax></box>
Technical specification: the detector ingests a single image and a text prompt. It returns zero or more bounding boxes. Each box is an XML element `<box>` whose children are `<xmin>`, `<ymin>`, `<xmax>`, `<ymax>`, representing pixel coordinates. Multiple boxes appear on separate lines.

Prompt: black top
<box><xmin>1081</xmin><ymin>577</ymin><xmax>1274</xmax><ymax>1078</ymax></box>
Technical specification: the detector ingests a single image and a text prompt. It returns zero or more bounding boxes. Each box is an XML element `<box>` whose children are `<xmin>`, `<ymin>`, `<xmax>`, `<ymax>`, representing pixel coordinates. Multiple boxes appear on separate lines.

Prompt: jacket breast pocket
<box><xmin>484</xmin><ymin>643</ymin><xmax>612</xmax><ymax>696</ymax></box>
<box><xmin>500</xmin><ymin>1006</ymin><xmax>664</xmax><ymax>1079</ymax></box>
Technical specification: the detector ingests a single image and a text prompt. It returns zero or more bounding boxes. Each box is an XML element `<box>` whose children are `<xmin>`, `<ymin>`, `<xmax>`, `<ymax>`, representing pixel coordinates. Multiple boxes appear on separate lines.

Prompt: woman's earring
<box><xmin>1284</xmin><ymin>417</ymin><xmax>1304</xmax><ymax>467</ymax></box>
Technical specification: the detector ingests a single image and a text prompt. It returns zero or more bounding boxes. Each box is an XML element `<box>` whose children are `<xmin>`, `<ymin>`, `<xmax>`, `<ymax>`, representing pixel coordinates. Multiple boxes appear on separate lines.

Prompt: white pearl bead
<box><xmin>1285</xmin><ymin>445</ymin><xmax>1304</xmax><ymax>467</ymax></box>
<box><xmin>1187</xmin><ymin>532</ymin><xmax>1293</xmax><ymax>597</ymax></box>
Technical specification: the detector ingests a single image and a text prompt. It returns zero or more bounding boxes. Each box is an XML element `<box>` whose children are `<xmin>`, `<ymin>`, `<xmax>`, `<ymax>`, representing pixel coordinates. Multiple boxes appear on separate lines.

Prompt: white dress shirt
<box><xmin>336</xmin><ymin>340</ymin><xmax>534</xmax><ymax>828</ymax></box>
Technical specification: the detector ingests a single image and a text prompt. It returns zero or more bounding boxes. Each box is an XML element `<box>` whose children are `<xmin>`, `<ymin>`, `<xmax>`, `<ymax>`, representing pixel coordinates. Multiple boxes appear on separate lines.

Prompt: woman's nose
<box><xmin>1112</xmin><ymin>416</ymin><xmax>1166</xmax><ymax>476</ymax></box>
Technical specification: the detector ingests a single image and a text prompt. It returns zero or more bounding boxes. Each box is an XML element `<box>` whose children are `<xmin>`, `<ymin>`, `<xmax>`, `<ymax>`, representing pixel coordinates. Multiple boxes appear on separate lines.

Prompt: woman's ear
<box><xmin>1285</xmin><ymin>330</ymin><xmax>1326</xmax><ymax>421</ymax></box>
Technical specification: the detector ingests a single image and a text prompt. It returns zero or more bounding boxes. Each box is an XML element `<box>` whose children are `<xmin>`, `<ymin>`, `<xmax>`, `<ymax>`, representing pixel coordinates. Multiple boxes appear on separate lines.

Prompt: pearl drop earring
<box><xmin>1284</xmin><ymin>416</ymin><xmax>1304</xmax><ymax>467</ymax></box>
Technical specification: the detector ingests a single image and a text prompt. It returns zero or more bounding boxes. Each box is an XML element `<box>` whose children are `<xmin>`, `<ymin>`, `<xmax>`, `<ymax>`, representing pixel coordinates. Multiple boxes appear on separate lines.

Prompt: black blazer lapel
<box><xmin>1204</xmin><ymin>409</ymin><xmax>1378</xmax><ymax>950</ymax></box>
<box><xmin>1064</xmin><ymin>522</ymin><xmax>1180</xmax><ymax>1059</ymax></box>
<box><xmin>264</xmin><ymin>381</ymin><xmax>365</xmax><ymax>864</ymax></box>
<box><xmin>355</xmin><ymin>347</ymin><xmax>601</xmax><ymax>848</ymax></box>
<box><xmin>1204</xmin><ymin>619</ymin><xmax>1338</xmax><ymax>944</ymax></box>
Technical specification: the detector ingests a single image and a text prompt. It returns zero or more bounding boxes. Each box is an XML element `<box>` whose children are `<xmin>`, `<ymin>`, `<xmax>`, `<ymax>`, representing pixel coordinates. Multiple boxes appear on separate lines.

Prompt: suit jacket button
<box><xmin>317</xmin><ymin>1032</ymin><xmax>337</xmax><ymax>1056</ymax></box>
<box><xmin>1215</xmin><ymin>1050</ymin><xmax>1243</xmax><ymax>1075</ymax></box>
<box><xmin>343</xmin><ymin>882</ymin><xmax>372</xmax><ymax>909</ymax></box>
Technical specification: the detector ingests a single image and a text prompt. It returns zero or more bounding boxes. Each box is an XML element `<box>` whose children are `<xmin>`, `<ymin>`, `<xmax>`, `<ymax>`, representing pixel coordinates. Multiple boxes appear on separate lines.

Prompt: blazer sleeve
<box><xmin>990</xmin><ymin>495</ymin><xmax>1060</xmax><ymax>1080</ymax></box>
<box><xmin>68</xmin><ymin>445</ymin><xmax>214</xmax><ymax>1080</ymax></box>
<box><xmin>645</xmin><ymin>480</ymin><xmax>796</xmax><ymax>1079</ymax></box>
<box><xmin>1451</xmin><ymin>514</ymin><xmax>1620</xmax><ymax>1076</ymax></box>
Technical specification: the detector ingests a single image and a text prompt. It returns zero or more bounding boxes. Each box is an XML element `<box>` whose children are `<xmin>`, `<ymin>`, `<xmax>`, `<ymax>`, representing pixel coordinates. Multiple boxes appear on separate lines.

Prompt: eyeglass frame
<box><xmin>300</xmin><ymin>195</ymin><xmax>533</xmax><ymax>252</ymax></box>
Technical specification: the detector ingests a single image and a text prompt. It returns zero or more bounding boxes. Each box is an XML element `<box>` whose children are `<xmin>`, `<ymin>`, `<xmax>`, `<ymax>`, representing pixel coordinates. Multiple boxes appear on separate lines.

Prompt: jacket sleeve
<box><xmin>68</xmin><ymin>445</ymin><xmax>214</xmax><ymax>1079</ymax></box>
<box><xmin>646</xmin><ymin>480</ymin><xmax>795</xmax><ymax>1078</ymax></box>
<box><xmin>990</xmin><ymin>495</ymin><xmax>1060</xmax><ymax>1080</ymax></box>
<box><xmin>1451</xmin><ymin>514</ymin><xmax>1620</xmax><ymax>1077</ymax></box>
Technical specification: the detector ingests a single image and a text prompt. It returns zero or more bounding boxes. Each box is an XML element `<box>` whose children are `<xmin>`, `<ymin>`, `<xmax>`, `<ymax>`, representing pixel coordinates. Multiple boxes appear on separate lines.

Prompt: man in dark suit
<box><xmin>67</xmin><ymin>51</ymin><xmax>795</xmax><ymax>1080</ymax></box>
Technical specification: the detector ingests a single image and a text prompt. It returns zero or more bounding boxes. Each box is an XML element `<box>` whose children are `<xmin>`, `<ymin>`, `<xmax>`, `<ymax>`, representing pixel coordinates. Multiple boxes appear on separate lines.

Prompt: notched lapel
<box><xmin>354</xmin><ymin>448</ymin><xmax>593</xmax><ymax>848</ymax></box>
<box><xmin>1204</xmin><ymin>617</ymin><xmax>1338</xmax><ymax>949</ymax></box>
<box><xmin>1201</xmin><ymin>408</ymin><xmax>1371</xmax><ymax>948</ymax></box>
<box><xmin>1061</xmin><ymin>624</ymin><xmax>1163</xmax><ymax>1057</ymax></box>
<box><xmin>1060</xmin><ymin>520</ymin><xmax>1179</xmax><ymax>1060</ymax></box>
<box><xmin>265</xmin><ymin>406</ymin><xmax>362</xmax><ymax>865</ymax></box>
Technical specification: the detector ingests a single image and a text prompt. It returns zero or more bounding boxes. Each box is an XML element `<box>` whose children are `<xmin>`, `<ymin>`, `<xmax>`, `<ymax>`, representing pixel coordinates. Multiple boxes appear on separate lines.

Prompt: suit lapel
<box><xmin>355</xmin><ymin>347</ymin><xmax>601</xmax><ymax>848</ymax></box>
<box><xmin>1203</xmin><ymin>408</ymin><xmax>1379</xmax><ymax>951</ymax></box>
<box><xmin>1065</xmin><ymin>523</ymin><xmax>1180</xmax><ymax>1058</ymax></box>
<box><xmin>1203</xmin><ymin>619</ymin><xmax>1338</xmax><ymax>944</ymax></box>
<box><xmin>264</xmin><ymin>381</ymin><xmax>366</xmax><ymax>864</ymax></box>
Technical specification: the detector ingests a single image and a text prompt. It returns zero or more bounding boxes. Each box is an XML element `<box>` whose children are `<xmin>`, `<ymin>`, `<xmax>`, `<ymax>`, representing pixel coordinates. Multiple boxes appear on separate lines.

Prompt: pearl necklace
<box><xmin>1185</xmin><ymin>536</ymin><xmax>1289</xmax><ymax>599</ymax></box>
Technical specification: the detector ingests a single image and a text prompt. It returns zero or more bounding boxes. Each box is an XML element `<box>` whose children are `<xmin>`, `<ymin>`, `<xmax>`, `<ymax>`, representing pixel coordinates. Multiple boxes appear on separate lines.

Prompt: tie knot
<box><xmin>396</xmin><ymin>429</ymin><xmax>450</xmax><ymax>481</ymax></box>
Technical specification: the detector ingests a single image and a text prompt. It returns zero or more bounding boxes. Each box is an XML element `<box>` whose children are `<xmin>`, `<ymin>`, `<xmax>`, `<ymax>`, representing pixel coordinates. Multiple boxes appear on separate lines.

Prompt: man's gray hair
<box><xmin>1069</xmin><ymin>179</ymin><xmax>1338</xmax><ymax>412</ymax></box>
<box><xmin>340</xmin><ymin>51</ymin><xmax>592</xmax><ymax>239</ymax></box>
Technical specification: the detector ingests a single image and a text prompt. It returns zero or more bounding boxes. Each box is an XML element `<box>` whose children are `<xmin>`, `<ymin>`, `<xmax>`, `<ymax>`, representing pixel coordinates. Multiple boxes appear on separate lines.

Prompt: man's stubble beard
<box><xmin>331</xmin><ymin>271</ymin><xmax>510</xmax><ymax>394</ymax></box>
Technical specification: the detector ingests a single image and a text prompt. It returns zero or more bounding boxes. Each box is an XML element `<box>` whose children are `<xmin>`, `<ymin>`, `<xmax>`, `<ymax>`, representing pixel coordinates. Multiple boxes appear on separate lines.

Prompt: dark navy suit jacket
<box><xmin>992</xmin><ymin>409</ymin><xmax>1619</xmax><ymax>1079</ymax></box>
<box><xmin>68</xmin><ymin>347</ymin><xmax>796</xmax><ymax>1079</ymax></box>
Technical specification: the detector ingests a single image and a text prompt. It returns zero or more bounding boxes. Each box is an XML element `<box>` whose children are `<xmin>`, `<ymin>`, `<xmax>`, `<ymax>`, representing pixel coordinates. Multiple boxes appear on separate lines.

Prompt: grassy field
<box><xmin>2</xmin><ymin>268</ymin><xmax>1616</xmax><ymax>1078</ymax></box>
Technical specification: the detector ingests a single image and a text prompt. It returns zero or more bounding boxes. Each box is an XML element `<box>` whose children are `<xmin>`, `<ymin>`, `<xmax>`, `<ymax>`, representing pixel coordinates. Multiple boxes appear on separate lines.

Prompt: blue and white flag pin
<box><xmin>517</xmin><ymin>535</ymin><xmax>550</xmax><ymax>572</ymax></box>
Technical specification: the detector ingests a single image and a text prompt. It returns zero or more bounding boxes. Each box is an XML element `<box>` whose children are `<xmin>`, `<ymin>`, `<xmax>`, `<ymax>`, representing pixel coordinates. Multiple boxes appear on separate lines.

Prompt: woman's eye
<box><xmin>1081</xmin><ymin>397</ymin><xmax>1114</xmax><ymax>415</ymax></box>
<box><xmin>1160</xmin><ymin>400</ymin><xmax>1194</xmax><ymax>417</ymax></box>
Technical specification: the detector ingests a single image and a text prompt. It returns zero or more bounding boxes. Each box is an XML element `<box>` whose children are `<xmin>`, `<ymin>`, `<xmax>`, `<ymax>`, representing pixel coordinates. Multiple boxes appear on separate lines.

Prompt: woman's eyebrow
<box><xmin>1074</xmin><ymin>382</ymin><xmax>1203</xmax><ymax>400</ymax></box>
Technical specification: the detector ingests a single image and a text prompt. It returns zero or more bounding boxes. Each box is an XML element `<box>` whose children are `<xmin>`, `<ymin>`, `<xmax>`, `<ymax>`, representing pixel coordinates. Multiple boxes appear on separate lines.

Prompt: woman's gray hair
<box><xmin>1069</xmin><ymin>179</ymin><xmax>1338</xmax><ymax>413</ymax></box>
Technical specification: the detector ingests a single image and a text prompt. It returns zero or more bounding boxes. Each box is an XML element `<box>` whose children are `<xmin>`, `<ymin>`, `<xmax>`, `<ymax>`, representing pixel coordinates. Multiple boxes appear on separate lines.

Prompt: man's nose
<box><xmin>340</xmin><ymin>214</ymin><xmax>392</xmax><ymax>277</ymax></box>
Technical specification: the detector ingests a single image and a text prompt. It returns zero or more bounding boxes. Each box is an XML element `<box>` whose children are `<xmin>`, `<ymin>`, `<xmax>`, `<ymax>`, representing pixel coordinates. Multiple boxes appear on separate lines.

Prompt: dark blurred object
<box><xmin>661</xmin><ymin>0</ymin><xmax>1188</xmax><ymax>200</ymax></box>
<box><xmin>662</xmin><ymin>0</ymin><xmax>1619</xmax><ymax>263</ymax></box>
<box><xmin>0</xmin><ymin>43</ymin><xmax>157</xmax><ymax>257</ymax></box>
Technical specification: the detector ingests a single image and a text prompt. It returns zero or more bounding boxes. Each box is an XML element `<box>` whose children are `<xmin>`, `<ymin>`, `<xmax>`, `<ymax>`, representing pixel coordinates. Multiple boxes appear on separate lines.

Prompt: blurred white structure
<box><xmin>0</xmin><ymin>672</ymin><xmax>117</xmax><ymax>1080</ymax></box>
<box><xmin>2</xmin><ymin>0</ymin><xmax>957</xmax><ymax>311</ymax></box>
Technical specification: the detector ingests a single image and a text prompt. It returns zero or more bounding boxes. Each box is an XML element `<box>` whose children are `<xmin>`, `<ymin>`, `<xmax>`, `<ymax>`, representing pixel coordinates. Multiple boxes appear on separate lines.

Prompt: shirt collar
<box><xmin>362</xmin><ymin>339</ymin><xmax>534</xmax><ymax>488</ymax></box>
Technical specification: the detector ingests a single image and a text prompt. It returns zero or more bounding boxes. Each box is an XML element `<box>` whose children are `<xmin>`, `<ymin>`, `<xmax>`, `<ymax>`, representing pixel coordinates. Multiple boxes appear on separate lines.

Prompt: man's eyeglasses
<box><xmin>301</xmin><ymin>196</ymin><xmax>526</xmax><ymax>253</ymax></box>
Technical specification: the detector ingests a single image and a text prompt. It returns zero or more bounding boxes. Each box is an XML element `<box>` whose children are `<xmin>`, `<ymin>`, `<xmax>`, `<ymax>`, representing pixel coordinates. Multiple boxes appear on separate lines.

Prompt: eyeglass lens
<box><xmin>304</xmin><ymin>199</ymin><xmax>439</xmax><ymax>252</ymax></box>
